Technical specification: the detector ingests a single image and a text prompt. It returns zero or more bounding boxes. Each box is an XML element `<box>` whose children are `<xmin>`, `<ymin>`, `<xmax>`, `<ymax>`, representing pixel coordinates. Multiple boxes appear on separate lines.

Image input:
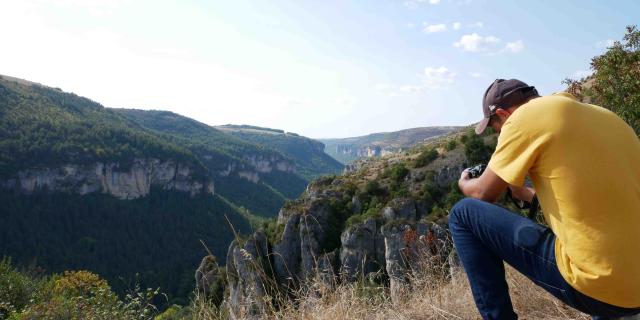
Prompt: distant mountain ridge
<box><xmin>320</xmin><ymin>126</ymin><xmax>463</xmax><ymax>164</ymax></box>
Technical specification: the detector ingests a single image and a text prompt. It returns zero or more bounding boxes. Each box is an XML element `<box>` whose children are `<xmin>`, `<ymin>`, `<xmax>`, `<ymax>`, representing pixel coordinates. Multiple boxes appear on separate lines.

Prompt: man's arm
<box><xmin>458</xmin><ymin>166</ymin><xmax>509</xmax><ymax>203</ymax></box>
<box><xmin>458</xmin><ymin>167</ymin><xmax>535</xmax><ymax>203</ymax></box>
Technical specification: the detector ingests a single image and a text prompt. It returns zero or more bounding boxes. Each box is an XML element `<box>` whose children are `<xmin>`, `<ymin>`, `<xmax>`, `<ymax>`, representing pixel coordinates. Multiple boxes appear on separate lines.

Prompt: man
<box><xmin>450</xmin><ymin>79</ymin><xmax>640</xmax><ymax>319</ymax></box>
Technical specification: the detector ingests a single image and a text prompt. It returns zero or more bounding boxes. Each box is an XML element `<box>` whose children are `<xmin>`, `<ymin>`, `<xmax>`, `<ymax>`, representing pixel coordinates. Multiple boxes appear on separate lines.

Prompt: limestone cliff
<box><xmin>0</xmin><ymin>158</ymin><xmax>214</xmax><ymax>200</ymax></box>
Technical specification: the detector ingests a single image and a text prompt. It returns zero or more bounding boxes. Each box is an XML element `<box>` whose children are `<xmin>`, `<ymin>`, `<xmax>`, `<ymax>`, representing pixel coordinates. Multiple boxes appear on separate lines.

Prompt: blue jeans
<box><xmin>449</xmin><ymin>198</ymin><xmax>640</xmax><ymax>320</ymax></box>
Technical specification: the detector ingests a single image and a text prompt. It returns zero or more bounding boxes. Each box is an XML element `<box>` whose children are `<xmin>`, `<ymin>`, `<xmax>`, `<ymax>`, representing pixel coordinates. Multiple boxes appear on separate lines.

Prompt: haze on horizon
<box><xmin>0</xmin><ymin>0</ymin><xmax>636</xmax><ymax>139</ymax></box>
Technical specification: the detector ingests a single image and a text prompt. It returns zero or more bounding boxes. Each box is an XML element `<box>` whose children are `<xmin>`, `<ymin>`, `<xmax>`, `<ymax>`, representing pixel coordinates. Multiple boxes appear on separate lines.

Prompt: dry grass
<box><xmin>192</xmin><ymin>259</ymin><xmax>590</xmax><ymax>320</ymax></box>
<box><xmin>268</xmin><ymin>266</ymin><xmax>589</xmax><ymax>320</ymax></box>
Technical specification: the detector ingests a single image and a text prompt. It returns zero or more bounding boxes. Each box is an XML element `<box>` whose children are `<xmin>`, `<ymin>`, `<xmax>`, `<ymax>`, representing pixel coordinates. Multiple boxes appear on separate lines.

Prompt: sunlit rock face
<box><xmin>1</xmin><ymin>158</ymin><xmax>214</xmax><ymax>199</ymax></box>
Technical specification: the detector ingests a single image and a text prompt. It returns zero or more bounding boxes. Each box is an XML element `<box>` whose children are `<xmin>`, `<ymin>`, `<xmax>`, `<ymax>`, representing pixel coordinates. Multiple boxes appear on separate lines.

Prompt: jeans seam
<box><xmin>534</xmin><ymin>279</ymin><xmax>571</xmax><ymax>302</ymax></box>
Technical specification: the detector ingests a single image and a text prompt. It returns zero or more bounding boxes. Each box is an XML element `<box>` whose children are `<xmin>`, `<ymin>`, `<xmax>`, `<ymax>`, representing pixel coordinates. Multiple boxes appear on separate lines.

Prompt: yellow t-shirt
<box><xmin>488</xmin><ymin>92</ymin><xmax>640</xmax><ymax>307</ymax></box>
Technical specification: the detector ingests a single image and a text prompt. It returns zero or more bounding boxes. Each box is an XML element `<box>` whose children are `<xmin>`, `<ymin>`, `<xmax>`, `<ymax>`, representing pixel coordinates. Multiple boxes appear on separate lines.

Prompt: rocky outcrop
<box><xmin>382</xmin><ymin>223</ymin><xmax>409</xmax><ymax>305</ymax></box>
<box><xmin>244</xmin><ymin>155</ymin><xmax>296</xmax><ymax>174</ymax></box>
<box><xmin>215</xmin><ymin>154</ymin><xmax>296</xmax><ymax>184</ymax></box>
<box><xmin>0</xmin><ymin>158</ymin><xmax>214</xmax><ymax>200</ymax></box>
<box><xmin>225</xmin><ymin>231</ymin><xmax>271</xmax><ymax>319</ymax></box>
<box><xmin>195</xmin><ymin>255</ymin><xmax>224</xmax><ymax>304</ymax></box>
<box><xmin>273</xmin><ymin>212</ymin><xmax>301</xmax><ymax>287</ymax></box>
<box><xmin>335</xmin><ymin>145</ymin><xmax>396</xmax><ymax>159</ymax></box>
<box><xmin>382</xmin><ymin>198</ymin><xmax>417</xmax><ymax>222</ymax></box>
<box><xmin>299</xmin><ymin>199</ymin><xmax>332</xmax><ymax>279</ymax></box>
<box><xmin>221</xmin><ymin>193</ymin><xmax>457</xmax><ymax>315</ymax></box>
<box><xmin>339</xmin><ymin>218</ymin><xmax>379</xmax><ymax>280</ymax></box>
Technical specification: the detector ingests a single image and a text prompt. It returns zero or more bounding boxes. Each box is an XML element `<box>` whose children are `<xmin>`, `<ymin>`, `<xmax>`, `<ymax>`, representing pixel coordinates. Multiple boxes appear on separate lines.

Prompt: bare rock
<box><xmin>339</xmin><ymin>218</ymin><xmax>378</xmax><ymax>280</ymax></box>
<box><xmin>299</xmin><ymin>199</ymin><xmax>332</xmax><ymax>279</ymax></box>
<box><xmin>273</xmin><ymin>213</ymin><xmax>302</xmax><ymax>288</ymax></box>
<box><xmin>225</xmin><ymin>231</ymin><xmax>271</xmax><ymax>318</ymax></box>
<box><xmin>382</xmin><ymin>198</ymin><xmax>417</xmax><ymax>222</ymax></box>
<box><xmin>382</xmin><ymin>223</ymin><xmax>410</xmax><ymax>305</ymax></box>
<box><xmin>195</xmin><ymin>255</ymin><xmax>224</xmax><ymax>305</ymax></box>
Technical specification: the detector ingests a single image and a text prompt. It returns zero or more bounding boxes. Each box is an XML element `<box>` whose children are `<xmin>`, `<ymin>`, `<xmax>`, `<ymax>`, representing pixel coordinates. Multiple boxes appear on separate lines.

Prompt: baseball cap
<box><xmin>475</xmin><ymin>79</ymin><xmax>540</xmax><ymax>134</ymax></box>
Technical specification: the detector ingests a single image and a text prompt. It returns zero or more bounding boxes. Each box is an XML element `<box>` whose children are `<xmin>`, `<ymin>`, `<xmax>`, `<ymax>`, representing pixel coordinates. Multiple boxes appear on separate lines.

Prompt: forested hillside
<box><xmin>0</xmin><ymin>75</ymin><xmax>342</xmax><ymax>306</ymax></box>
<box><xmin>114</xmin><ymin>110</ymin><xmax>311</xmax><ymax>216</ymax></box>
<box><xmin>0</xmin><ymin>76</ymin><xmax>203</xmax><ymax>179</ymax></box>
<box><xmin>216</xmin><ymin>124</ymin><xmax>344</xmax><ymax>180</ymax></box>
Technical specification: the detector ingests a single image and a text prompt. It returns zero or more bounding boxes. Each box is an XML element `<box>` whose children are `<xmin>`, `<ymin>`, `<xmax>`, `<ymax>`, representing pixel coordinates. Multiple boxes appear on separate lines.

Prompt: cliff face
<box><xmin>0</xmin><ymin>158</ymin><xmax>214</xmax><ymax>200</ymax></box>
<box><xmin>220</xmin><ymin>129</ymin><xmax>485</xmax><ymax>317</ymax></box>
<box><xmin>0</xmin><ymin>151</ymin><xmax>300</xmax><ymax>199</ymax></box>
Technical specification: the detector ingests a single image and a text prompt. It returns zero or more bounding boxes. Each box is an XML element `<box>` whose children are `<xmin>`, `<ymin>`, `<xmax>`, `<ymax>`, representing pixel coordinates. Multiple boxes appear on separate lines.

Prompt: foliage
<box><xmin>564</xmin><ymin>25</ymin><xmax>640</xmax><ymax>134</ymax></box>
<box><xmin>462</xmin><ymin>130</ymin><xmax>494</xmax><ymax>165</ymax></box>
<box><xmin>0</xmin><ymin>258</ymin><xmax>46</xmax><ymax>319</ymax></box>
<box><xmin>346</xmin><ymin>202</ymin><xmax>383</xmax><ymax>228</ymax></box>
<box><xmin>445</xmin><ymin>139</ymin><xmax>457</xmax><ymax>151</ymax></box>
<box><xmin>323</xmin><ymin>194</ymin><xmax>355</xmax><ymax>253</ymax></box>
<box><xmin>263</xmin><ymin>219</ymin><xmax>286</xmax><ymax>245</ymax></box>
<box><xmin>0</xmin><ymin>261</ymin><xmax>160</xmax><ymax>320</ymax></box>
<box><xmin>364</xmin><ymin>180</ymin><xmax>382</xmax><ymax>196</ymax></box>
<box><xmin>0</xmin><ymin>80</ymin><xmax>204</xmax><ymax>179</ymax></box>
<box><xmin>154</xmin><ymin>304</ymin><xmax>191</xmax><ymax>320</ymax></box>
<box><xmin>383</xmin><ymin>163</ymin><xmax>409</xmax><ymax>182</ymax></box>
<box><xmin>0</xmin><ymin>191</ymin><xmax>251</xmax><ymax>306</ymax></box>
<box><xmin>53</xmin><ymin>271</ymin><xmax>110</xmax><ymax>297</ymax></box>
<box><xmin>413</xmin><ymin>148</ymin><xmax>438</xmax><ymax>168</ymax></box>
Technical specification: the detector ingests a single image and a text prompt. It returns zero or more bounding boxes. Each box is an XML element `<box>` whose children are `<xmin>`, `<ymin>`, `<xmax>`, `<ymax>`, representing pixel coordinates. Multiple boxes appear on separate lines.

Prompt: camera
<box><xmin>466</xmin><ymin>164</ymin><xmax>486</xmax><ymax>179</ymax></box>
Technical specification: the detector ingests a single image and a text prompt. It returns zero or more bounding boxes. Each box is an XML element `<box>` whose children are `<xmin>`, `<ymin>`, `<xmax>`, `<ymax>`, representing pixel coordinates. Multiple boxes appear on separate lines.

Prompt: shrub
<box><xmin>1</xmin><ymin>267</ymin><xmax>161</xmax><ymax>320</ymax></box>
<box><xmin>414</xmin><ymin>148</ymin><xmax>438</xmax><ymax>167</ymax></box>
<box><xmin>364</xmin><ymin>180</ymin><xmax>382</xmax><ymax>196</ymax></box>
<box><xmin>0</xmin><ymin>258</ymin><xmax>44</xmax><ymax>319</ymax></box>
<box><xmin>463</xmin><ymin>133</ymin><xmax>493</xmax><ymax>164</ymax></box>
<box><xmin>384</xmin><ymin>163</ymin><xmax>409</xmax><ymax>182</ymax></box>
<box><xmin>445</xmin><ymin>140</ymin><xmax>457</xmax><ymax>151</ymax></box>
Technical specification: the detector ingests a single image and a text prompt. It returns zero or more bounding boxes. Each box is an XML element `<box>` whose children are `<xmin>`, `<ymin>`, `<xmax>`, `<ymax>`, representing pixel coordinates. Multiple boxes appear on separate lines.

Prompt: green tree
<box><xmin>565</xmin><ymin>25</ymin><xmax>640</xmax><ymax>134</ymax></box>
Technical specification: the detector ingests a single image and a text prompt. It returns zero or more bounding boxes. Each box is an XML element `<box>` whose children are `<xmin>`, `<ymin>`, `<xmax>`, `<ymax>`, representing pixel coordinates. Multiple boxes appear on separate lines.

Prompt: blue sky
<box><xmin>0</xmin><ymin>1</ymin><xmax>637</xmax><ymax>138</ymax></box>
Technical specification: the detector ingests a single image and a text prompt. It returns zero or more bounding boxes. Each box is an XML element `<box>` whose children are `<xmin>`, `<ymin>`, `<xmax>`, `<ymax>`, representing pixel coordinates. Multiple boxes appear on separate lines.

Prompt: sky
<box><xmin>0</xmin><ymin>1</ymin><xmax>637</xmax><ymax>138</ymax></box>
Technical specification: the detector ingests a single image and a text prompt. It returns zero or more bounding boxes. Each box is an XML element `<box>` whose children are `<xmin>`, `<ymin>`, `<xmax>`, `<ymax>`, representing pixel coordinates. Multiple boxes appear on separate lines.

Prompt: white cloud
<box><xmin>423</xmin><ymin>23</ymin><xmax>447</xmax><ymax>34</ymax></box>
<box><xmin>399</xmin><ymin>85</ymin><xmax>422</xmax><ymax>93</ymax></box>
<box><xmin>375</xmin><ymin>66</ymin><xmax>456</xmax><ymax>96</ymax></box>
<box><xmin>469</xmin><ymin>72</ymin><xmax>483</xmax><ymax>78</ymax></box>
<box><xmin>471</xmin><ymin>21</ymin><xmax>484</xmax><ymax>28</ymax></box>
<box><xmin>403</xmin><ymin>0</ymin><xmax>440</xmax><ymax>8</ymax></box>
<box><xmin>406</xmin><ymin>22</ymin><xmax>416</xmax><ymax>28</ymax></box>
<box><xmin>452</xmin><ymin>22</ymin><xmax>462</xmax><ymax>30</ymax></box>
<box><xmin>504</xmin><ymin>40</ymin><xmax>524</xmax><ymax>53</ymax></box>
<box><xmin>571</xmin><ymin>70</ymin><xmax>593</xmax><ymax>80</ymax></box>
<box><xmin>423</xmin><ymin>66</ymin><xmax>456</xmax><ymax>89</ymax></box>
<box><xmin>453</xmin><ymin>33</ymin><xmax>501</xmax><ymax>52</ymax></box>
<box><xmin>596</xmin><ymin>39</ymin><xmax>616</xmax><ymax>48</ymax></box>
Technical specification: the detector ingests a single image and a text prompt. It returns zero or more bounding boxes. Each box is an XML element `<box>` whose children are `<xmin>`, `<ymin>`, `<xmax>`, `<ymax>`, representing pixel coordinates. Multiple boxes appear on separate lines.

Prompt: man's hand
<box><xmin>458</xmin><ymin>166</ymin><xmax>508</xmax><ymax>203</ymax></box>
<box><xmin>459</xmin><ymin>168</ymin><xmax>471</xmax><ymax>182</ymax></box>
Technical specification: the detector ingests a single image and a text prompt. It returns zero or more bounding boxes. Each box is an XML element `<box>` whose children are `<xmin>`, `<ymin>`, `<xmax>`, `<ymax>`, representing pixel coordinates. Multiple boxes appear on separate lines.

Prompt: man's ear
<box><xmin>495</xmin><ymin>108</ymin><xmax>512</xmax><ymax>117</ymax></box>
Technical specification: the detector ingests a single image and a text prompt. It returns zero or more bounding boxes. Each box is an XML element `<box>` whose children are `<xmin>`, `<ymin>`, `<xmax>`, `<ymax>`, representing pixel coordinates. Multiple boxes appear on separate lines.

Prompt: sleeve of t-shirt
<box><xmin>488</xmin><ymin>118</ymin><xmax>541</xmax><ymax>187</ymax></box>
